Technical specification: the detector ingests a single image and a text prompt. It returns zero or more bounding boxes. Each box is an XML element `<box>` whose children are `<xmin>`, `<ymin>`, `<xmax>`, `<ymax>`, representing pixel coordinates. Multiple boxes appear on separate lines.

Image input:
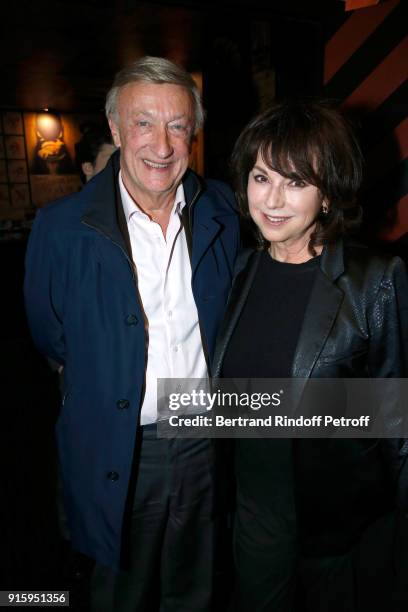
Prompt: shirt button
<box><xmin>107</xmin><ymin>471</ymin><xmax>119</xmax><ymax>481</ymax></box>
<box><xmin>117</xmin><ymin>399</ymin><xmax>130</xmax><ymax>410</ymax></box>
<box><xmin>167</xmin><ymin>310</ymin><xmax>172</xmax><ymax>318</ymax></box>
<box><xmin>174</xmin><ymin>345</ymin><xmax>179</xmax><ymax>352</ymax></box>
<box><xmin>125</xmin><ymin>314</ymin><xmax>138</xmax><ymax>326</ymax></box>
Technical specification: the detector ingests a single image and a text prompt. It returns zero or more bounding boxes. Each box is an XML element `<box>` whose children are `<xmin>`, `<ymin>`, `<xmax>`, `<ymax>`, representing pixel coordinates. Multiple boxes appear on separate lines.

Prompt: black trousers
<box><xmin>91</xmin><ymin>426</ymin><xmax>215</xmax><ymax>612</ymax></box>
<box><xmin>232</xmin><ymin>439</ymin><xmax>297</xmax><ymax>612</ymax></box>
<box><xmin>232</xmin><ymin>439</ymin><xmax>404</xmax><ymax>612</ymax></box>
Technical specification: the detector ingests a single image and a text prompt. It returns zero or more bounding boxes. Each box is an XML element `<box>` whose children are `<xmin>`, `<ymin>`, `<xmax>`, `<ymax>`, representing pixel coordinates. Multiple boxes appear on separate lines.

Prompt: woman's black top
<box><xmin>222</xmin><ymin>251</ymin><xmax>321</xmax><ymax>597</ymax></box>
<box><xmin>222</xmin><ymin>251</ymin><xmax>320</xmax><ymax>379</ymax></box>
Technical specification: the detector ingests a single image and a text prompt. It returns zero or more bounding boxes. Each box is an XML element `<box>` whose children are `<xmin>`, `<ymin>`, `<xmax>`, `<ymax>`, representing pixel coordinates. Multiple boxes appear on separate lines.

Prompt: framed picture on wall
<box><xmin>24</xmin><ymin>111</ymin><xmax>96</xmax><ymax>207</ymax></box>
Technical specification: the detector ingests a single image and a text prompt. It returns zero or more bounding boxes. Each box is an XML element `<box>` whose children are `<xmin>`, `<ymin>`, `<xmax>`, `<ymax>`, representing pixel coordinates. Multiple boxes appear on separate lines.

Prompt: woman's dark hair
<box><xmin>231</xmin><ymin>99</ymin><xmax>363</xmax><ymax>252</ymax></box>
<box><xmin>75</xmin><ymin>122</ymin><xmax>113</xmax><ymax>183</ymax></box>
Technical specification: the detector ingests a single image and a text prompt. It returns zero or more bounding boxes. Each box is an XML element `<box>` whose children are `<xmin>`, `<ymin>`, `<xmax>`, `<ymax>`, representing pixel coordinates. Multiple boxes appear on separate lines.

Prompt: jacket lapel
<box><xmin>212</xmin><ymin>251</ymin><xmax>260</xmax><ymax>377</ymax></box>
<box><xmin>191</xmin><ymin>215</ymin><xmax>225</xmax><ymax>275</ymax></box>
<box><xmin>190</xmin><ymin>199</ymin><xmax>237</xmax><ymax>277</ymax></box>
<box><xmin>290</xmin><ymin>241</ymin><xmax>345</xmax><ymax>404</ymax></box>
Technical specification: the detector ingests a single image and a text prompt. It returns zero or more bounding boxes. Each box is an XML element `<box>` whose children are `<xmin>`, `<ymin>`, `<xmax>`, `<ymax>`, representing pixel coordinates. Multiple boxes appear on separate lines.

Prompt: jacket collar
<box><xmin>80</xmin><ymin>149</ymin><xmax>203</xmax><ymax>250</ymax></box>
<box><xmin>80</xmin><ymin>149</ymin><xmax>125</xmax><ymax>249</ymax></box>
<box><xmin>320</xmin><ymin>239</ymin><xmax>344</xmax><ymax>283</ymax></box>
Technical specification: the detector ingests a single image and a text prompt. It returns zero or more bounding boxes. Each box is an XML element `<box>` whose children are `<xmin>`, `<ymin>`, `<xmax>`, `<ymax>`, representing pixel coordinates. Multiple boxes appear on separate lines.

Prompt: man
<box><xmin>24</xmin><ymin>56</ymin><xmax>239</xmax><ymax>611</ymax></box>
<box><xmin>75</xmin><ymin>122</ymin><xmax>116</xmax><ymax>183</ymax></box>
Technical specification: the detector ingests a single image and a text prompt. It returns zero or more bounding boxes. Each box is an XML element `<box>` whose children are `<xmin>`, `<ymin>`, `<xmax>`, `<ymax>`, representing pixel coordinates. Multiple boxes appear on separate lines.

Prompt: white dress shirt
<box><xmin>119</xmin><ymin>172</ymin><xmax>208</xmax><ymax>424</ymax></box>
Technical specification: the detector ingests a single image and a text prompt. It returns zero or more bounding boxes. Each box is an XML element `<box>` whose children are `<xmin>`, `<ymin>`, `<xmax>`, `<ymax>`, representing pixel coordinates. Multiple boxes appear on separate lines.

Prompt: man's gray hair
<box><xmin>105</xmin><ymin>56</ymin><xmax>204</xmax><ymax>134</ymax></box>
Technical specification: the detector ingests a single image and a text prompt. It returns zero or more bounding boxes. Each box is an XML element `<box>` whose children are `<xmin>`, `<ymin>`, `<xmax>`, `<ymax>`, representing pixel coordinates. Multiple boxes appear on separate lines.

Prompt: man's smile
<box><xmin>142</xmin><ymin>159</ymin><xmax>172</xmax><ymax>169</ymax></box>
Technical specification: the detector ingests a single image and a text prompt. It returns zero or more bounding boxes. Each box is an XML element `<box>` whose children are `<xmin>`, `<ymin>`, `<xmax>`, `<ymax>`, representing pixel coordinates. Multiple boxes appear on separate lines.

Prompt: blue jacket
<box><xmin>24</xmin><ymin>152</ymin><xmax>239</xmax><ymax>569</ymax></box>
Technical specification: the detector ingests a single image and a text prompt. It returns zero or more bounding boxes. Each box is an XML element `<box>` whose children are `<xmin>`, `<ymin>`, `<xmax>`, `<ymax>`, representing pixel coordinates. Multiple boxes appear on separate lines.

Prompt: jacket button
<box><xmin>125</xmin><ymin>314</ymin><xmax>138</xmax><ymax>326</ymax></box>
<box><xmin>107</xmin><ymin>471</ymin><xmax>119</xmax><ymax>481</ymax></box>
<box><xmin>117</xmin><ymin>399</ymin><xmax>130</xmax><ymax>410</ymax></box>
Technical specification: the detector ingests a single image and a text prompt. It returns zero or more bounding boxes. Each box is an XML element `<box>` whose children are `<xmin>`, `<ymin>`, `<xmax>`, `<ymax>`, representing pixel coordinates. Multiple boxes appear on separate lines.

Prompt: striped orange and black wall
<box><xmin>324</xmin><ymin>0</ymin><xmax>407</xmax><ymax>243</ymax></box>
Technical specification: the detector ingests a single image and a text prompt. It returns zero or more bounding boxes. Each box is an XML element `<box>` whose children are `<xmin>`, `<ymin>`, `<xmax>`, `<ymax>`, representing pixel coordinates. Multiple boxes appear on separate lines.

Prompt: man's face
<box><xmin>109</xmin><ymin>81</ymin><xmax>194</xmax><ymax>209</ymax></box>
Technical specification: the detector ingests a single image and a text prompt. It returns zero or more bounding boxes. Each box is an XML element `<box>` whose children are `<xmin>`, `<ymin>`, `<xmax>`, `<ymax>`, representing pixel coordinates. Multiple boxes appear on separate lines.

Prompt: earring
<box><xmin>322</xmin><ymin>203</ymin><xmax>329</xmax><ymax>215</ymax></box>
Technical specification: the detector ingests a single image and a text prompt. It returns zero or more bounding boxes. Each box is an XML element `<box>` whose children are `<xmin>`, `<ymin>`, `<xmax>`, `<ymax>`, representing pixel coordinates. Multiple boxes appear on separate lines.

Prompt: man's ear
<box><xmin>108</xmin><ymin>116</ymin><xmax>121</xmax><ymax>147</ymax></box>
<box><xmin>82</xmin><ymin>162</ymin><xmax>94</xmax><ymax>181</ymax></box>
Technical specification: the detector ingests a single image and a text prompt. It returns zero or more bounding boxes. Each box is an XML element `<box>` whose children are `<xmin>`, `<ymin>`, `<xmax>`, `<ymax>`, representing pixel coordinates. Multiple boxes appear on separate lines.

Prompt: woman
<box><xmin>212</xmin><ymin>100</ymin><xmax>408</xmax><ymax>611</ymax></box>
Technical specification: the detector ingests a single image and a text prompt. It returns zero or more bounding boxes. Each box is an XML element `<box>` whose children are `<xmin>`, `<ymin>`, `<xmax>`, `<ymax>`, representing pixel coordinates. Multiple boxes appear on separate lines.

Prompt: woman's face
<box><xmin>247</xmin><ymin>151</ymin><xmax>325</xmax><ymax>251</ymax></box>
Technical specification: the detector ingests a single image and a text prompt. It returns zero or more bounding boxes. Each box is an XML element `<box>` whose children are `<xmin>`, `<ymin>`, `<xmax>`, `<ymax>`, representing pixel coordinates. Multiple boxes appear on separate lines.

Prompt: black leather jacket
<box><xmin>213</xmin><ymin>240</ymin><xmax>408</xmax><ymax>555</ymax></box>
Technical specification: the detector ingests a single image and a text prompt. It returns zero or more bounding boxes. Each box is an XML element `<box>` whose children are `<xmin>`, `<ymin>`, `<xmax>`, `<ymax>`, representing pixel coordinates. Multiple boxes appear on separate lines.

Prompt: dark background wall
<box><xmin>2</xmin><ymin>1</ymin><xmax>406</xmax><ymax>233</ymax></box>
<box><xmin>323</xmin><ymin>0</ymin><xmax>407</xmax><ymax>244</ymax></box>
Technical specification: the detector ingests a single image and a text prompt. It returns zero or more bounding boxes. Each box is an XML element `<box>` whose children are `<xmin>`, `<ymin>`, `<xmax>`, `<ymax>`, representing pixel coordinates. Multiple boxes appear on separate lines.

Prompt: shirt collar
<box><xmin>119</xmin><ymin>171</ymin><xmax>186</xmax><ymax>222</ymax></box>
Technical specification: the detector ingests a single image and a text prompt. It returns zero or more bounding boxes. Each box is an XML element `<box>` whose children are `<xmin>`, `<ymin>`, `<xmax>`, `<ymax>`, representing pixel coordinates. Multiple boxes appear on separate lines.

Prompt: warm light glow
<box><xmin>36</xmin><ymin>113</ymin><xmax>62</xmax><ymax>140</ymax></box>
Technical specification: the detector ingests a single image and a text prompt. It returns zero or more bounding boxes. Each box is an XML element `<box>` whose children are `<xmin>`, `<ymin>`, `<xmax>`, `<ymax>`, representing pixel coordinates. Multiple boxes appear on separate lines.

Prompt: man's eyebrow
<box><xmin>168</xmin><ymin>114</ymin><xmax>190</xmax><ymax>122</ymax></box>
<box><xmin>130</xmin><ymin>111</ymin><xmax>190</xmax><ymax>122</ymax></box>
